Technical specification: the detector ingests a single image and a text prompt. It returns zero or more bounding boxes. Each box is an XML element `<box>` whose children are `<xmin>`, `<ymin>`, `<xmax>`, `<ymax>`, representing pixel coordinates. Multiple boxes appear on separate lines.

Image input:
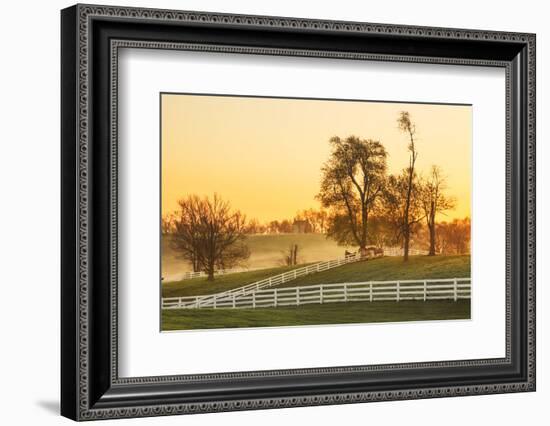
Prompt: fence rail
<box><xmin>163</xmin><ymin>252</ymin><xmax>366</xmax><ymax>308</ymax></box>
<box><xmin>383</xmin><ymin>247</ymin><xmax>429</xmax><ymax>256</ymax></box>
<box><xmin>162</xmin><ymin>277</ymin><xmax>471</xmax><ymax>310</ymax></box>
<box><xmin>170</xmin><ymin>267</ymin><xmax>265</xmax><ymax>281</ymax></box>
<box><xmin>171</xmin><ymin>247</ymin><xmax>426</xmax><ymax>281</ymax></box>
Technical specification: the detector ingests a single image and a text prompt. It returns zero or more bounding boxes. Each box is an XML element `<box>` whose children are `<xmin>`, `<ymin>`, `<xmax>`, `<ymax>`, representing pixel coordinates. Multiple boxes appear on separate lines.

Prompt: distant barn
<box><xmin>292</xmin><ymin>219</ymin><xmax>312</xmax><ymax>234</ymax></box>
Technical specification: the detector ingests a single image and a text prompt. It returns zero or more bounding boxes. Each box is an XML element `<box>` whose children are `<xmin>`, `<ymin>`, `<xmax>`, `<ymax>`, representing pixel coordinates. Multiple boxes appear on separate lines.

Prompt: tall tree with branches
<box><xmin>419</xmin><ymin>165</ymin><xmax>456</xmax><ymax>255</ymax></box>
<box><xmin>317</xmin><ymin>136</ymin><xmax>387</xmax><ymax>256</ymax></box>
<box><xmin>171</xmin><ymin>194</ymin><xmax>250</xmax><ymax>280</ymax></box>
<box><xmin>397</xmin><ymin>111</ymin><xmax>419</xmax><ymax>261</ymax></box>
<box><xmin>382</xmin><ymin>171</ymin><xmax>424</xmax><ymax>250</ymax></box>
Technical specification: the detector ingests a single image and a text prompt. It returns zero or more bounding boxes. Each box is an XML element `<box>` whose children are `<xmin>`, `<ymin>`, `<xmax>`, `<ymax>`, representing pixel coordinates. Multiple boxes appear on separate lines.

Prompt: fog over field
<box><xmin>162</xmin><ymin>233</ymin><xmax>354</xmax><ymax>281</ymax></box>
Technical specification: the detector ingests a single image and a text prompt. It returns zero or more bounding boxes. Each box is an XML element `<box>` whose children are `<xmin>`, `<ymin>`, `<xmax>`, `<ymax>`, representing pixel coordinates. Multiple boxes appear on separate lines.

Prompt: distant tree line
<box><xmin>240</xmin><ymin>209</ymin><xmax>329</xmax><ymax>235</ymax></box>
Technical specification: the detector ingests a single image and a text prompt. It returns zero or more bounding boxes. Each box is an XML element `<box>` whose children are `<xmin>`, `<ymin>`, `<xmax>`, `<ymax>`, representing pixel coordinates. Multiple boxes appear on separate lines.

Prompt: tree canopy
<box><xmin>317</xmin><ymin>136</ymin><xmax>387</xmax><ymax>254</ymax></box>
<box><xmin>171</xmin><ymin>194</ymin><xmax>250</xmax><ymax>280</ymax></box>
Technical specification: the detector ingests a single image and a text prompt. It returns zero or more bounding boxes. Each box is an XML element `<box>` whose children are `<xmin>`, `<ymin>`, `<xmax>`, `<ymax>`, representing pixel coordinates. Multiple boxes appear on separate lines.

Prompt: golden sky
<box><xmin>161</xmin><ymin>94</ymin><xmax>471</xmax><ymax>222</ymax></box>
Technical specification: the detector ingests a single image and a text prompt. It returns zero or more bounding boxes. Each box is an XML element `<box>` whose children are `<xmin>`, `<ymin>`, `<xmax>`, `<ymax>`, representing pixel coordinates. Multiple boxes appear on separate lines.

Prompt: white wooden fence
<box><xmin>383</xmin><ymin>247</ymin><xmax>429</xmax><ymax>256</ymax></box>
<box><xmin>169</xmin><ymin>267</ymin><xmax>267</xmax><ymax>281</ymax></box>
<box><xmin>163</xmin><ymin>253</ymin><xmax>364</xmax><ymax>308</ymax></box>
<box><xmin>162</xmin><ymin>277</ymin><xmax>471</xmax><ymax>310</ymax></box>
<box><xmin>172</xmin><ymin>247</ymin><xmax>426</xmax><ymax>281</ymax></box>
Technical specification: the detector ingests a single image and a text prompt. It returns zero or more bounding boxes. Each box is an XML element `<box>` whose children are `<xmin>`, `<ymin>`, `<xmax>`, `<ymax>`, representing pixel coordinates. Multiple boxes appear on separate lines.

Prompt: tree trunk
<box><xmin>192</xmin><ymin>255</ymin><xmax>200</xmax><ymax>272</ymax></box>
<box><xmin>206</xmin><ymin>262</ymin><xmax>215</xmax><ymax>281</ymax></box>
<box><xmin>428</xmin><ymin>224</ymin><xmax>436</xmax><ymax>256</ymax></box>
<box><xmin>403</xmin><ymin>230</ymin><xmax>410</xmax><ymax>261</ymax></box>
<box><xmin>360</xmin><ymin>199</ymin><xmax>368</xmax><ymax>253</ymax></box>
<box><xmin>403</xmin><ymin>132</ymin><xmax>416</xmax><ymax>263</ymax></box>
<box><xmin>403</xmin><ymin>173</ymin><xmax>413</xmax><ymax>262</ymax></box>
<box><xmin>428</xmin><ymin>204</ymin><xmax>436</xmax><ymax>255</ymax></box>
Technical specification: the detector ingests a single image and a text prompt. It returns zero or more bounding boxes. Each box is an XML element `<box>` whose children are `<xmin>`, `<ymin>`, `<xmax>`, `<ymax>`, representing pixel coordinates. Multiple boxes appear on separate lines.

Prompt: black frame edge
<box><xmin>61</xmin><ymin>4</ymin><xmax>79</xmax><ymax>421</ymax></box>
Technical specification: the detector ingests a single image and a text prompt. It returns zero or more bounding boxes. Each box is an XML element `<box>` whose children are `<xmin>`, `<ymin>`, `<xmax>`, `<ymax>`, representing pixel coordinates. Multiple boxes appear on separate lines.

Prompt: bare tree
<box><xmin>282</xmin><ymin>244</ymin><xmax>299</xmax><ymax>266</ymax></box>
<box><xmin>171</xmin><ymin>194</ymin><xmax>250</xmax><ymax>280</ymax></box>
<box><xmin>397</xmin><ymin>111</ymin><xmax>419</xmax><ymax>261</ymax></box>
<box><xmin>419</xmin><ymin>166</ymin><xmax>456</xmax><ymax>255</ymax></box>
<box><xmin>382</xmin><ymin>171</ymin><xmax>424</xmax><ymax>250</ymax></box>
<box><xmin>317</xmin><ymin>136</ymin><xmax>387</xmax><ymax>256</ymax></box>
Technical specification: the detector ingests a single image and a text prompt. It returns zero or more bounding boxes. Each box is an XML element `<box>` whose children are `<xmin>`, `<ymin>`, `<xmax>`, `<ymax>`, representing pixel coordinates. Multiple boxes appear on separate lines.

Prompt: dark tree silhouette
<box><xmin>171</xmin><ymin>194</ymin><xmax>250</xmax><ymax>280</ymax></box>
<box><xmin>382</xmin><ymin>171</ymin><xmax>423</xmax><ymax>250</ymax></box>
<box><xmin>282</xmin><ymin>244</ymin><xmax>299</xmax><ymax>266</ymax></box>
<box><xmin>317</xmin><ymin>136</ymin><xmax>387</xmax><ymax>256</ymax></box>
<box><xmin>397</xmin><ymin>111</ymin><xmax>419</xmax><ymax>261</ymax></box>
<box><xmin>419</xmin><ymin>166</ymin><xmax>456</xmax><ymax>255</ymax></box>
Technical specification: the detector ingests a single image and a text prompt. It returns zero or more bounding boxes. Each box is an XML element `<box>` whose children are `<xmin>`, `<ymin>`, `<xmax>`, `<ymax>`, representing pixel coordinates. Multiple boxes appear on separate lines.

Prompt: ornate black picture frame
<box><xmin>61</xmin><ymin>4</ymin><xmax>535</xmax><ymax>421</ymax></box>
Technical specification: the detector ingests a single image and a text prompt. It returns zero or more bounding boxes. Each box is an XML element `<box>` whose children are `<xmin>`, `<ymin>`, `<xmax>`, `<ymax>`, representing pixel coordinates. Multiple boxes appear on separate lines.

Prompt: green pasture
<box><xmin>162</xmin><ymin>264</ymin><xmax>307</xmax><ymax>298</ymax></box>
<box><xmin>161</xmin><ymin>300</ymin><xmax>471</xmax><ymax>331</ymax></box>
<box><xmin>274</xmin><ymin>255</ymin><xmax>470</xmax><ymax>289</ymax></box>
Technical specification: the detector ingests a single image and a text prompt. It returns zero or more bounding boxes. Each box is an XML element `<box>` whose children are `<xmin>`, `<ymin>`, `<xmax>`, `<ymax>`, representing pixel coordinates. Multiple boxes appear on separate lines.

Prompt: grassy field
<box><xmin>162</xmin><ymin>264</ymin><xmax>309</xmax><ymax>298</ymax></box>
<box><xmin>275</xmin><ymin>255</ymin><xmax>470</xmax><ymax>288</ymax></box>
<box><xmin>162</xmin><ymin>300</ymin><xmax>470</xmax><ymax>330</ymax></box>
<box><xmin>162</xmin><ymin>255</ymin><xmax>470</xmax><ymax>298</ymax></box>
<box><xmin>162</xmin><ymin>233</ymin><xmax>352</xmax><ymax>281</ymax></box>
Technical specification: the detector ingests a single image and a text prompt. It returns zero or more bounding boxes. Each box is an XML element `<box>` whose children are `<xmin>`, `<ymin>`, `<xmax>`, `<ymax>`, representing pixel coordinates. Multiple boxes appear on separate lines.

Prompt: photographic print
<box><xmin>61</xmin><ymin>7</ymin><xmax>535</xmax><ymax>417</ymax></box>
<box><xmin>160</xmin><ymin>94</ymin><xmax>472</xmax><ymax>331</ymax></box>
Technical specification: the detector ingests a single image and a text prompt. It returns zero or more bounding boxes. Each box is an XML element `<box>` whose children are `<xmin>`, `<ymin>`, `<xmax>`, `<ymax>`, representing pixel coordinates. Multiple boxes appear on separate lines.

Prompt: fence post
<box><xmin>195</xmin><ymin>297</ymin><xmax>199</xmax><ymax>308</ymax></box>
<box><xmin>296</xmin><ymin>288</ymin><xmax>300</xmax><ymax>306</ymax></box>
<box><xmin>344</xmin><ymin>283</ymin><xmax>348</xmax><ymax>302</ymax></box>
<box><xmin>233</xmin><ymin>294</ymin><xmax>236</xmax><ymax>308</ymax></box>
<box><xmin>317</xmin><ymin>263</ymin><xmax>320</xmax><ymax>272</ymax></box>
<box><xmin>370</xmin><ymin>282</ymin><xmax>373</xmax><ymax>302</ymax></box>
<box><xmin>253</xmin><ymin>292</ymin><xmax>256</xmax><ymax>309</ymax></box>
<box><xmin>294</xmin><ymin>269</ymin><xmax>297</xmax><ymax>279</ymax></box>
<box><xmin>274</xmin><ymin>288</ymin><xmax>277</xmax><ymax>307</ymax></box>
<box><xmin>396</xmin><ymin>281</ymin><xmax>400</xmax><ymax>302</ymax></box>
<box><xmin>453</xmin><ymin>278</ymin><xmax>458</xmax><ymax>301</ymax></box>
<box><xmin>320</xmin><ymin>285</ymin><xmax>324</xmax><ymax>304</ymax></box>
<box><xmin>423</xmin><ymin>281</ymin><xmax>427</xmax><ymax>301</ymax></box>
<box><xmin>213</xmin><ymin>296</ymin><xmax>217</xmax><ymax>309</ymax></box>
